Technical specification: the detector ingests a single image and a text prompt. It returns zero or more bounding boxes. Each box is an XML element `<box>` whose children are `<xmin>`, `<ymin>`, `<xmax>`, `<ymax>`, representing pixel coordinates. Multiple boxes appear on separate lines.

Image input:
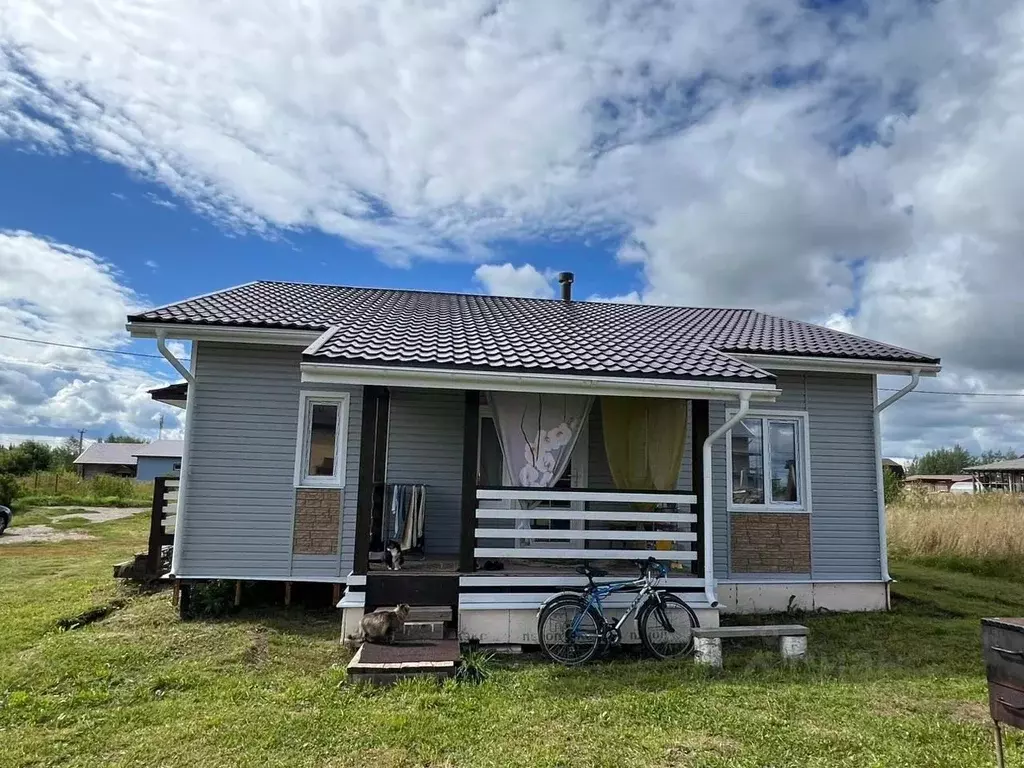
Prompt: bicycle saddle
<box><xmin>575</xmin><ymin>564</ymin><xmax>608</xmax><ymax>578</ymax></box>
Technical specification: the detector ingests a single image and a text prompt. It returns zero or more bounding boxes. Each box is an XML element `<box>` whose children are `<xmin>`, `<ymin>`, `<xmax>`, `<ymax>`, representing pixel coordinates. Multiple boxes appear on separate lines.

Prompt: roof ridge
<box><xmin>252</xmin><ymin>279</ymin><xmax>757</xmax><ymax>314</ymax></box>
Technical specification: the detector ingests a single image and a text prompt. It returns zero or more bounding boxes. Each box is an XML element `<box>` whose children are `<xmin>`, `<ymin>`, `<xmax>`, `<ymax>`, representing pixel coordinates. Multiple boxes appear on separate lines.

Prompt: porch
<box><xmin>331</xmin><ymin>385</ymin><xmax>725</xmax><ymax>643</ymax></box>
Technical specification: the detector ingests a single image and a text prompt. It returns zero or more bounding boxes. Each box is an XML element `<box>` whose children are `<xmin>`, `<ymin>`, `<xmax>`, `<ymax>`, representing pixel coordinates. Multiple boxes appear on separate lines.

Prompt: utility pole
<box><xmin>157</xmin><ymin>414</ymin><xmax>165</xmax><ymax>440</ymax></box>
<box><xmin>77</xmin><ymin>429</ymin><xmax>85</xmax><ymax>453</ymax></box>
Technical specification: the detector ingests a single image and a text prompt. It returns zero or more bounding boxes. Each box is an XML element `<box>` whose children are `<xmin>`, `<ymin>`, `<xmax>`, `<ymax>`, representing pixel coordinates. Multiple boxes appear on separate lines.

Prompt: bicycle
<box><xmin>537</xmin><ymin>557</ymin><xmax>700</xmax><ymax>665</ymax></box>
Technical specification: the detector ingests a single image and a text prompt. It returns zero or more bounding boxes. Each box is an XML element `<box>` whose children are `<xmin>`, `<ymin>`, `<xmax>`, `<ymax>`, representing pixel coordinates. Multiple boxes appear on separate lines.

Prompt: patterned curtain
<box><xmin>487</xmin><ymin>392</ymin><xmax>594</xmax><ymax>488</ymax></box>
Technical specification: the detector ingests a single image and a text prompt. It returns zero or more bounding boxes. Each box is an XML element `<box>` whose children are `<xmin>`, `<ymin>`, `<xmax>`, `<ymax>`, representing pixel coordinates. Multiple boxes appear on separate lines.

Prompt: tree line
<box><xmin>906</xmin><ymin>444</ymin><xmax>1020</xmax><ymax>476</ymax></box>
<box><xmin>0</xmin><ymin>435</ymin><xmax>145</xmax><ymax>476</ymax></box>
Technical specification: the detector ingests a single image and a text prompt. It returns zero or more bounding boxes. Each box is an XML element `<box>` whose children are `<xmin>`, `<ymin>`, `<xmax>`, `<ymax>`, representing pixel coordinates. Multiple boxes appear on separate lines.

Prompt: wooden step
<box><xmin>347</xmin><ymin>639</ymin><xmax>460</xmax><ymax>686</ymax></box>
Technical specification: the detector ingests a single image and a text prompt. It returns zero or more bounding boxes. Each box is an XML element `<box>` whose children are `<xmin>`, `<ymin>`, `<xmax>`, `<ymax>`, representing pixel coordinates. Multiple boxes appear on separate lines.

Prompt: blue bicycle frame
<box><xmin>569</xmin><ymin>565</ymin><xmax>673</xmax><ymax>636</ymax></box>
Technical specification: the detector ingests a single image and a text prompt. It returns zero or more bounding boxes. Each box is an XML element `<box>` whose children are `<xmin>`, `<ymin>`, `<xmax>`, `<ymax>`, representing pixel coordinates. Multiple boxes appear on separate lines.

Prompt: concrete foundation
<box><xmin>459</xmin><ymin>605</ymin><xmax>720</xmax><ymax>645</ymax></box>
<box><xmin>717</xmin><ymin>581</ymin><xmax>886</xmax><ymax>613</ymax></box>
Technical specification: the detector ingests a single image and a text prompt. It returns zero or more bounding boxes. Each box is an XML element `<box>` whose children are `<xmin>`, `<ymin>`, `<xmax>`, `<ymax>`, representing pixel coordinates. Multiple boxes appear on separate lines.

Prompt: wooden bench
<box><xmin>692</xmin><ymin>624</ymin><xmax>808</xmax><ymax>667</ymax></box>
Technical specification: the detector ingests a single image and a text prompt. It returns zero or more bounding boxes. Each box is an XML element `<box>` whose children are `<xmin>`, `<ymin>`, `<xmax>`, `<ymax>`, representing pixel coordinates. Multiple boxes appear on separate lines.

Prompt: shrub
<box><xmin>185</xmin><ymin>581</ymin><xmax>237</xmax><ymax>619</ymax></box>
<box><xmin>883</xmin><ymin>468</ymin><xmax>904</xmax><ymax>506</ymax></box>
<box><xmin>0</xmin><ymin>473</ymin><xmax>18</xmax><ymax>507</ymax></box>
<box><xmin>90</xmin><ymin>474</ymin><xmax>139</xmax><ymax>499</ymax></box>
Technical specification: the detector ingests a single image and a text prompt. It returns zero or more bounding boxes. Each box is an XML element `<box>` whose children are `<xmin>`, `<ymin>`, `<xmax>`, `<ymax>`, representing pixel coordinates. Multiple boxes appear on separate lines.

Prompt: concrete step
<box><xmin>406</xmin><ymin>606</ymin><xmax>453</xmax><ymax>622</ymax></box>
<box><xmin>398</xmin><ymin>621</ymin><xmax>445</xmax><ymax>641</ymax></box>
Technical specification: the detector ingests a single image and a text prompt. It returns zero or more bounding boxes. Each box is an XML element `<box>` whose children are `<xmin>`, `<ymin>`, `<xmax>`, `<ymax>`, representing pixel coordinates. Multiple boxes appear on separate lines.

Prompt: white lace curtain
<box><xmin>487</xmin><ymin>392</ymin><xmax>593</xmax><ymax>489</ymax></box>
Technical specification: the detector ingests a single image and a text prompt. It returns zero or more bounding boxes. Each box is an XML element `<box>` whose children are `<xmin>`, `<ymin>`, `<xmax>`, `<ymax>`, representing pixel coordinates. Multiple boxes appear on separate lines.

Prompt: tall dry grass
<box><xmin>888</xmin><ymin>489</ymin><xmax>1024</xmax><ymax>561</ymax></box>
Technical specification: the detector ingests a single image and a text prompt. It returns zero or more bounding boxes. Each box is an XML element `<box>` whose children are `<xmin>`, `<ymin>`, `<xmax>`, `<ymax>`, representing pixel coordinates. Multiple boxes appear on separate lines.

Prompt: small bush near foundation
<box><xmin>186</xmin><ymin>581</ymin><xmax>237</xmax><ymax>619</ymax></box>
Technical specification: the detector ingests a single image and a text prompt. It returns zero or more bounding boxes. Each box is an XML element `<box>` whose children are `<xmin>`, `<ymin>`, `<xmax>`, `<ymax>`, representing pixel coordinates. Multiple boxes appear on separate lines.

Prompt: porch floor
<box><xmin>369</xmin><ymin>553</ymin><xmax>696</xmax><ymax>577</ymax></box>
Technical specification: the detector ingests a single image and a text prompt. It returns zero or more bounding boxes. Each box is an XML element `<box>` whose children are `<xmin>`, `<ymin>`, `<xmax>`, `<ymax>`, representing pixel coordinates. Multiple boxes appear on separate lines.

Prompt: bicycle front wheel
<box><xmin>637</xmin><ymin>593</ymin><xmax>699</xmax><ymax>660</ymax></box>
<box><xmin>537</xmin><ymin>595</ymin><xmax>603</xmax><ymax>666</ymax></box>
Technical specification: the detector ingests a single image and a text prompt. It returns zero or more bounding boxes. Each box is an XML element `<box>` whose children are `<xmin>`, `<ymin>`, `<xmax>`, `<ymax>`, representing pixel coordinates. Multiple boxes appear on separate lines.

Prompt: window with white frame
<box><xmin>727</xmin><ymin>412</ymin><xmax>810</xmax><ymax>511</ymax></box>
<box><xmin>294</xmin><ymin>392</ymin><xmax>349</xmax><ymax>486</ymax></box>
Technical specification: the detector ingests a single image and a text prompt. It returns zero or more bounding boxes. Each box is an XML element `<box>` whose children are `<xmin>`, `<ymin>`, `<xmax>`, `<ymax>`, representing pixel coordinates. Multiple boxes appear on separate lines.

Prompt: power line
<box><xmin>0</xmin><ymin>332</ymin><xmax>189</xmax><ymax>361</ymax></box>
<box><xmin>879</xmin><ymin>387</ymin><xmax>1024</xmax><ymax>398</ymax></box>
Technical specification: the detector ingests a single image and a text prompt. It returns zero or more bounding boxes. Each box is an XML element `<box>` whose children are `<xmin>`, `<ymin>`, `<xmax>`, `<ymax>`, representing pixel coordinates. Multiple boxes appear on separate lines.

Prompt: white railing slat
<box><xmin>476</xmin><ymin>488</ymin><xmax>696</xmax><ymax>505</ymax></box>
<box><xmin>476</xmin><ymin>509</ymin><xmax>697</xmax><ymax>524</ymax></box>
<box><xmin>475</xmin><ymin>528</ymin><xmax>697</xmax><ymax>542</ymax></box>
<box><xmin>474</xmin><ymin>547</ymin><xmax>697</xmax><ymax>561</ymax></box>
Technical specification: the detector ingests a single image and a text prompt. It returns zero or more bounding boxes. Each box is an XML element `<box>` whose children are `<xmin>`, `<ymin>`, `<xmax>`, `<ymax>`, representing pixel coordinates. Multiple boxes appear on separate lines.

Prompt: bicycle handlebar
<box><xmin>634</xmin><ymin>557</ymin><xmax>667</xmax><ymax>580</ymax></box>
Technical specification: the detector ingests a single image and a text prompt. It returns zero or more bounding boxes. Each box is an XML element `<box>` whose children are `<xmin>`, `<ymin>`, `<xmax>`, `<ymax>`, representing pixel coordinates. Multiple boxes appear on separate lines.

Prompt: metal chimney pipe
<box><xmin>558</xmin><ymin>271</ymin><xmax>574</xmax><ymax>302</ymax></box>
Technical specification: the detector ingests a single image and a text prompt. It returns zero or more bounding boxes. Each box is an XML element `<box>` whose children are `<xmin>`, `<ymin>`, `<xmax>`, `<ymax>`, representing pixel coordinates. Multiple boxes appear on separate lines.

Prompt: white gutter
<box><xmin>701</xmin><ymin>392</ymin><xmax>752</xmax><ymax>607</ymax></box>
<box><xmin>155</xmin><ymin>331</ymin><xmax>197</xmax><ymax>577</ymax></box>
<box><xmin>156</xmin><ymin>331</ymin><xmax>195</xmax><ymax>386</ymax></box>
<box><xmin>302</xmin><ymin>361</ymin><xmax>780</xmax><ymax>403</ymax></box>
<box><xmin>873</xmin><ymin>368</ymin><xmax>921</xmax><ymax>607</ymax></box>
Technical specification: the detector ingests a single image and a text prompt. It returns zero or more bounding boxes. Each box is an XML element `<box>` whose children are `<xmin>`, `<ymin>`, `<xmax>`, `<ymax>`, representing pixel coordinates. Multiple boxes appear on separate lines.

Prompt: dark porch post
<box><xmin>353</xmin><ymin>386</ymin><xmax>389</xmax><ymax>576</ymax></box>
<box><xmin>690</xmin><ymin>400</ymin><xmax>710</xmax><ymax>578</ymax></box>
<box><xmin>459</xmin><ymin>390</ymin><xmax>480</xmax><ymax>572</ymax></box>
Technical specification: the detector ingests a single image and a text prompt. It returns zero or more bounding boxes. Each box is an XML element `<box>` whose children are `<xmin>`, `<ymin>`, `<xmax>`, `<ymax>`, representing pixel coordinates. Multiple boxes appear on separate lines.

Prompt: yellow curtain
<box><xmin>601</xmin><ymin>397</ymin><xmax>689</xmax><ymax>552</ymax></box>
<box><xmin>601</xmin><ymin>397</ymin><xmax>688</xmax><ymax>491</ymax></box>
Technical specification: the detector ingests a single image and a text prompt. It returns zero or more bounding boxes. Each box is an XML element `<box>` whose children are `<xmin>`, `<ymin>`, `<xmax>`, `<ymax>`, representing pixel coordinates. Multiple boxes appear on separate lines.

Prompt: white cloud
<box><xmin>587</xmin><ymin>291</ymin><xmax>642</xmax><ymax>304</ymax></box>
<box><xmin>474</xmin><ymin>263</ymin><xmax>554</xmax><ymax>299</ymax></box>
<box><xmin>0</xmin><ymin>231</ymin><xmax>182</xmax><ymax>442</ymax></box>
<box><xmin>2</xmin><ymin>0</ymin><xmax>1024</xmax><ymax>454</ymax></box>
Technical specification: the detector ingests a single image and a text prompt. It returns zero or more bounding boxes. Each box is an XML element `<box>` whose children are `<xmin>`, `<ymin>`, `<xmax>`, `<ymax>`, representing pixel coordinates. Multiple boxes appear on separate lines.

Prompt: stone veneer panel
<box><xmin>293</xmin><ymin>488</ymin><xmax>342</xmax><ymax>555</ymax></box>
<box><xmin>730</xmin><ymin>513</ymin><xmax>811</xmax><ymax>574</ymax></box>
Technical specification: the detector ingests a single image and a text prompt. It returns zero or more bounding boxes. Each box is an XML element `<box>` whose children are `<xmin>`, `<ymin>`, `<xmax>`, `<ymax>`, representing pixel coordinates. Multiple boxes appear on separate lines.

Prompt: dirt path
<box><xmin>0</xmin><ymin>525</ymin><xmax>94</xmax><ymax>545</ymax></box>
<box><xmin>0</xmin><ymin>506</ymin><xmax>147</xmax><ymax>545</ymax></box>
<box><xmin>50</xmin><ymin>507</ymin><xmax>147</xmax><ymax>524</ymax></box>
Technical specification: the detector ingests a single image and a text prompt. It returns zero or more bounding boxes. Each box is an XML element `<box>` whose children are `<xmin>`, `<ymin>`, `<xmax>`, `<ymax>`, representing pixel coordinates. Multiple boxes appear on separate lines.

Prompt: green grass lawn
<box><xmin>1</xmin><ymin>509</ymin><xmax>1021</xmax><ymax>767</ymax></box>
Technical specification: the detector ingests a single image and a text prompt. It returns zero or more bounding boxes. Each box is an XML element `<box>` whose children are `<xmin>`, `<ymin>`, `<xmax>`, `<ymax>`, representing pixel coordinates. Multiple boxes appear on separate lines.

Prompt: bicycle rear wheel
<box><xmin>637</xmin><ymin>593</ymin><xmax>699</xmax><ymax>660</ymax></box>
<box><xmin>537</xmin><ymin>595</ymin><xmax>603</xmax><ymax>666</ymax></box>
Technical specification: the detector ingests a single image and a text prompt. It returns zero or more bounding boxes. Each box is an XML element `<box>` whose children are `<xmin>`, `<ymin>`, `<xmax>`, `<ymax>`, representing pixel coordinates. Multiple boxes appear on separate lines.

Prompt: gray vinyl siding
<box><xmin>179</xmin><ymin>342</ymin><xmax>361</xmax><ymax>580</ymax></box>
<box><xmin>714</xmin><ymin>371</ymin><xmax>880</xmax><ymax>581</ymax></box>
<box><xmin>385</xmin><ymin>388</ymin><xmax>464</xmax><ymax>556</ymax></box>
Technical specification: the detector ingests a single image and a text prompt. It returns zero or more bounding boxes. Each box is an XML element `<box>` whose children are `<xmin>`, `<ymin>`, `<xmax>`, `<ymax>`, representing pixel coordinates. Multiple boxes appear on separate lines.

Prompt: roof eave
<box><xmin>300</xmin><ymin>360</ymin><xmax>780</xmax><ymax>402</ymax></box>
<box><xmin>127</xmin><ymin>320</ymin><xmax>321</xmax><ymax>346</ymax></box>
<box><xmin>729</xmin><ymin>353</ymin><xmax>941</xmax><ymax>377</ymax></box>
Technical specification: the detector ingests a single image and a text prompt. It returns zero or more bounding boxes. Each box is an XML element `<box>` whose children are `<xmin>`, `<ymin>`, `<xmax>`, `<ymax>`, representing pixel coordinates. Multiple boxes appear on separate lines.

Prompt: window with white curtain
<box><xmin>727</xmin><ymin>411</ymin><xmax>810</xmax><ymax>512</ymax></box>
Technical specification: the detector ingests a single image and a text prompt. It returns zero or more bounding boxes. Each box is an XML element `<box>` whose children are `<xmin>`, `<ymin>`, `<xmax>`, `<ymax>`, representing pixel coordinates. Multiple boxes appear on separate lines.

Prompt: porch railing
<box><xmin>474</xmin><ymin>488</ymin><xmax>698</xmax><ymax>562</ymax></box>
<box><xmin>146</xmin><ymin>476</ymin><xmax>178</xmax><ymax>577</ymax></box>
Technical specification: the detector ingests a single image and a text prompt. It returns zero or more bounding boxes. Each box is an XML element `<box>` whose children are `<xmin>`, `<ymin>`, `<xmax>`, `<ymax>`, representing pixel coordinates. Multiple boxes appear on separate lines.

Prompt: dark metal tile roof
<box><xmin>129</xmin><ymin>280</ymin><xmax>939</xmax><ymax>381</ymax></box>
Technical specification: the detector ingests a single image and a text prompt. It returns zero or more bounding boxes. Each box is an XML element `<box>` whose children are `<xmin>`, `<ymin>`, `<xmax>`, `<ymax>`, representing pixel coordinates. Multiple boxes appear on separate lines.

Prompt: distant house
<box><xmin>881</xmin><ymin>458</ymin><xmax>905</xmax><ymax>480</ymax></box>
<box><xmin>73</xmin><ymin>443</ymin><xmax>139</xmax><ymax>479</ymax></box>
<box><xmin>73</xmin><ymin>440</ymin><xmax>183</xmax><ymax>481</ymax></box>
<box><xmin>904</xmin><ymin>474</ymin><xmax>973</xmax><ymax>493</ymax></box>
<box><xmin>132</xmin><ymin>440</ymin><xmax>184</xmax><ymax>481</ymax></box>
<box><xmin>965</xmin><ymin>458</ymin><xmax>1024</xmax><ymax>493</ymax></box>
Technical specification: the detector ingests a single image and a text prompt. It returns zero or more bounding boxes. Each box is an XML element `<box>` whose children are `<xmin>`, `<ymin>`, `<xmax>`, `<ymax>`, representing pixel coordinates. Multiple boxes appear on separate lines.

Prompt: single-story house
<box><xmin>904</xmin><ymin>474</ymin><xmax>973</xmax><ymax>493</ymax></box>
<box><xmin>73</xmin><ymin>440</ymin><xmax>183</xmax><ymax>481</ymax></box>
<box><xmin>126</xmin><ymin>277</ymin><xmax>940</xmax><ymax>644</ymax></box>
<box><xmin>133</xmin><ymin>440</ymin><xmax>185</xmax><ymax>481</ymax></box>
<box><xmin>965</xmin><ymin>458</ymin><xmax>1024</xmax><ymax>493</ymax></box>
<box><xmin>73</xmin><ymin>442</ymin><xmax>139</xmax><ymax>479</ymax></box>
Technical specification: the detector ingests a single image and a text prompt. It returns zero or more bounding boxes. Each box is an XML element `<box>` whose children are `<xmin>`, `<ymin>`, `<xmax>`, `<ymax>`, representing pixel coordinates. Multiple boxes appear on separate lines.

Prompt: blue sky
<box><xmin>2</xmin><ymin>0</ymin><xmax>1023</xmax><ymax>458</ymax></box>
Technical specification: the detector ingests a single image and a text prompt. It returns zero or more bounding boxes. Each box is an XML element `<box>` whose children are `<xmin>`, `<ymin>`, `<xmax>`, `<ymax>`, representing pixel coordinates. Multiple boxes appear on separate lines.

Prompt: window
<box><xmin>727</xmin><ymin>412</ymin><xmax>810</xmax><ymax>512</ymax></box>
<box><xmin>294</xmin><ymin>392</ymin><xmax>349</xmax><ymax>486</ymax></box>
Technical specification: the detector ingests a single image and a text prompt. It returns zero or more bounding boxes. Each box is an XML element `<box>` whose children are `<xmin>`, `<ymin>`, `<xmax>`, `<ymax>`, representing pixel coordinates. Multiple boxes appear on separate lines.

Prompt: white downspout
<box><xmin>156</xmin><ymin>331</ymin><xmax>196</xmax><ymax>577</ymax></box>
<box><xmin>873</xmin><ymin>368</ymin><xmax>920</xmax><ymax>608</ymax></box>
<box><xmin>156</xmin><ymin>331</ymin><xmax>195</xmax><ymax>386</ymax></box>
<box><xmin>701</xmin><ymin>392</ymin><xmax>752</xmax><ymax>608</ymax></box>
